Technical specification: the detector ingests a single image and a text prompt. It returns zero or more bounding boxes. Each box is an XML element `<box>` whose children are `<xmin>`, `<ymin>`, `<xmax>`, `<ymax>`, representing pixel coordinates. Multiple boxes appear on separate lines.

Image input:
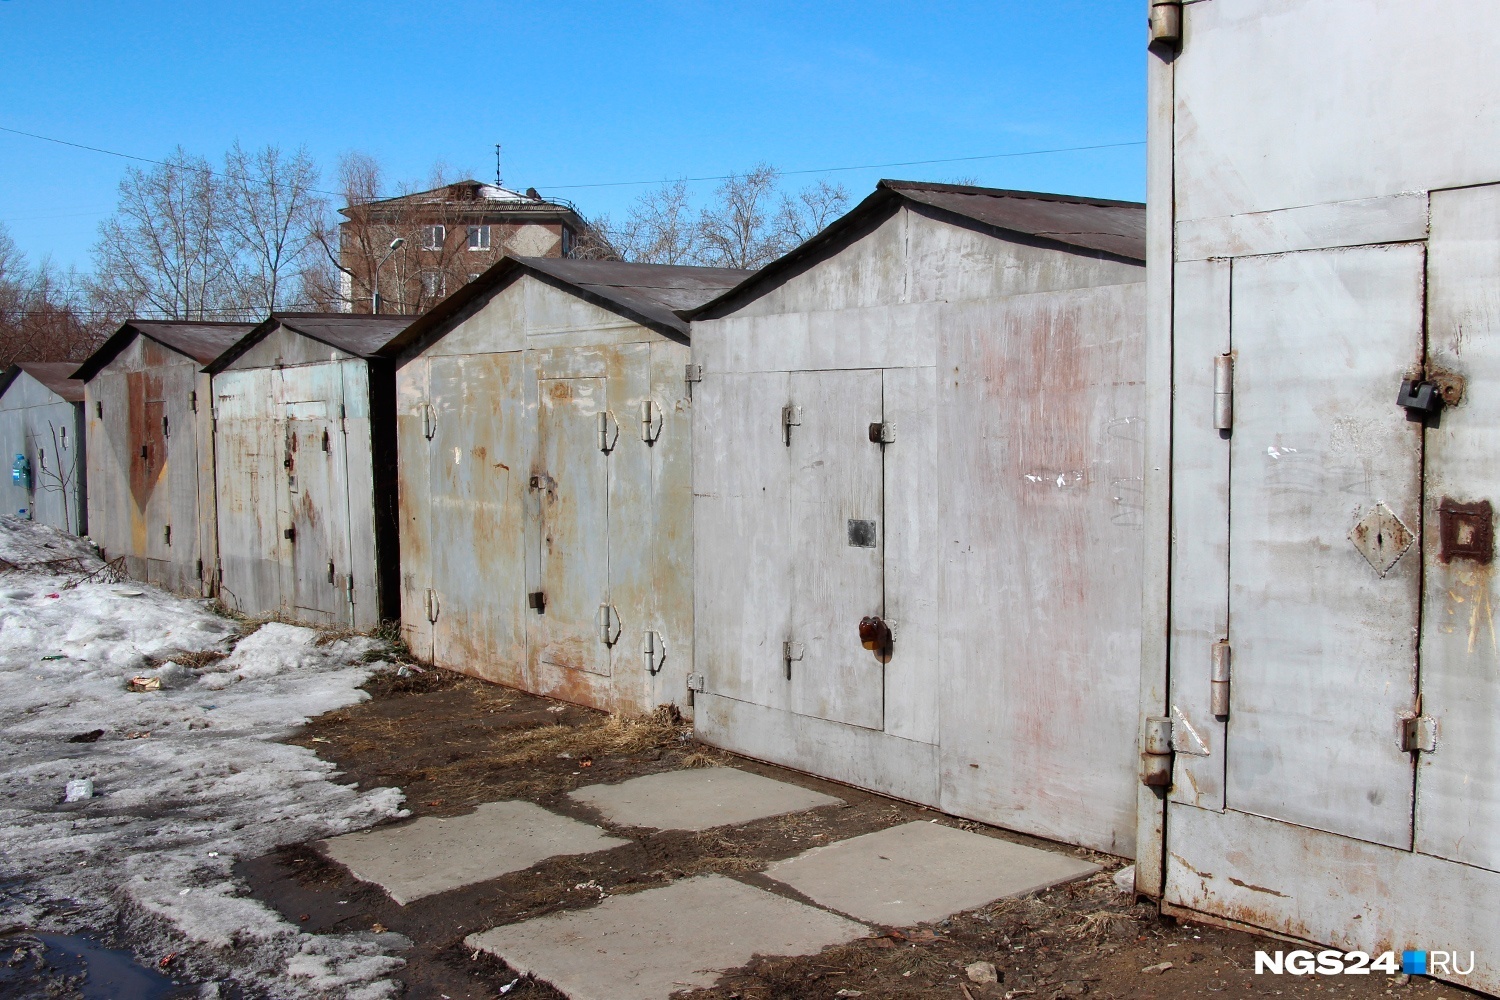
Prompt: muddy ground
<box><xmin>242</xmin><ymin>668</ymin><xmax>1479</xmax><ymax>1000</ymax></box>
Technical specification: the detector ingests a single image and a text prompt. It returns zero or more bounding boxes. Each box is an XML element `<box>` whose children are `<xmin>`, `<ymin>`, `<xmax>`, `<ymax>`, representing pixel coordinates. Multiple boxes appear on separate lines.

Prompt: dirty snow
<box><xmin>0</xmin><ymin>516</ymin><xmax>409</xmax><ymax>997</ymax></box>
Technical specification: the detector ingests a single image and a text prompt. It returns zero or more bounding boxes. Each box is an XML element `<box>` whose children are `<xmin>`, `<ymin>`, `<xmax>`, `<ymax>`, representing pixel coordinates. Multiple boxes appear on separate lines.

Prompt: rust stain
<box><xmin>1227</xmin><ymin>876</ymin><xmax>1290</xmax><ymax>898</ymax></box>
<box><xmin>126</xmin><ymin>371</ymin><xmax>168</xmax><ymax>511</ymax></box>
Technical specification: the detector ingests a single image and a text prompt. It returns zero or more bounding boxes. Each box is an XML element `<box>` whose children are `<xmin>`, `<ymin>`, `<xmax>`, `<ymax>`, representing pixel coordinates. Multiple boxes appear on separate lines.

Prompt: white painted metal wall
<box><xmin>1144</xmin><ymin>1</ymin><xmax>1500</xmax><ymax>990</ymax></box>
<box><xmin>396</xmin><ymin>274</ymin><xmax>696</xmax><ymax>716</ymax></box>
<box><xmin>694</xmin><ymin>205</ymin><xmax>1146</xmax><ymax>854</ymax></box>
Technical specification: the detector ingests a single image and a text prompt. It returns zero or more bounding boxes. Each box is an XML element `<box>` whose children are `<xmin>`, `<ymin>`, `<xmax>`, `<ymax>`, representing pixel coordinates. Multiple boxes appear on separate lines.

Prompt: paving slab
<box><xmin>765</xmin><ymin>820</ymin><xmax>1099</xmax><ymax>926</ymax></box>
<box><xmin>320</xmin><ymin>800</ymin><xmax>628</xmax><ymax>905</ymax></box>
<box><xmin>465</xmin><ymin>874</ymin><xmax>866</xmax><ymax>1000</ymax></box>
<box><xmin>567</xmin><ymin>766</ymin><xmax>841</xmax><ymax>831</ymax></box>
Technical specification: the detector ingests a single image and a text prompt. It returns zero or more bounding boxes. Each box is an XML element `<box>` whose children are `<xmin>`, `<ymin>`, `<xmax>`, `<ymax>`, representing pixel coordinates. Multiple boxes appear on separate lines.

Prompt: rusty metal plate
<box><xmin>1437</xmin><ymin>497</ymin><xmax>1493</xmax><ymax>564</ymax></box>
<box><xmin>1348</xmin><ymin>501</ymin><xmax>1414</xmax><ymax>576</ymax></box>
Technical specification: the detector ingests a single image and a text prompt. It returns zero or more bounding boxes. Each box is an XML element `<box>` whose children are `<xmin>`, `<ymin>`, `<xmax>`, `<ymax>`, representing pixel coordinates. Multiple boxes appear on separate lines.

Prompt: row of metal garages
<box><xmin>2</xmin><ymin>182</ymin><xmax>1150</xmax><ymax>863</ymax></box>
<box><xmin>3</xmin><ymin>2</ymin><xmax>1495</xmax><ymax>982</ymax></box>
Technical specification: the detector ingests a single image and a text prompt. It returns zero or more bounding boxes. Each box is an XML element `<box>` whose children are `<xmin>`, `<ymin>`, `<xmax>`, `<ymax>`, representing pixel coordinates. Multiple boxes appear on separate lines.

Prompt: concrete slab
<box><xmin>765</xmin><ymin>821</ymin><xmax>1099</xmax><ymax>926</ymax></box>
<box><xmin>320</xmin><ymin>800</ymin><xmax>629</xmax><ymax>905</ymax></box>
<box><xmin>567</xmin><ymin>766</ymin><xmax>841</xmax><ymax>831</ymax></box>
<box><xmin>465</xmin><ymin>874</ymin><xmax>866</xmax><ymax>1000</ymax></box>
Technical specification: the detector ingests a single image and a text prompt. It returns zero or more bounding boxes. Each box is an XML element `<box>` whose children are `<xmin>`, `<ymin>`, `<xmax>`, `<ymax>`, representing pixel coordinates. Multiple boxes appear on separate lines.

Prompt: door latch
<box><xmin>858</xmin><ymin>616</ymin><xmax>893</xmax><ymax>656</ymax></box>
<box><xmin>868</xmin><ymin>421</ymin><xmax>895</xmax><ymax>444</ymax></box>
<box><xmin>1140</xmin><ymin>716</ymin><xmax>1174</xmax><ymax>787</ymax></box>
<box><xmin>643</xmin><ymin>630</ymin><xmax>665</xmax><ymax>675</ymax></box>
<box><xmin>640</xmin><ymin>399</ymin><xmax>663</xmax><ymax>444</ymax></box>
<box><xmin>781</xmin><ymin>404</ymin><xmax>802</xmax><ymax>446</ymax></box>
<box><xmin>783</xmin><ymin>640</ymin><xmax>804</xmax><ymax>679</ymax></box>
<box><xmin>1401</xmin><ymin>715</ymin><xmax>1437</xmax><ymax>753</ymax></box>
<box><xmin>528</xmin><ymin>590</ymin><xmax>546</xmax><ymax>613</ymax></box>
<box><xmin>598</xmin><ymin>604</ymin><xmax>622</xmax><ymax>645</ymax></box>
<box><xmin>1397</xmin><ymin>379</ymin><xmax>1444</xmax><ymax>417</ymax></box>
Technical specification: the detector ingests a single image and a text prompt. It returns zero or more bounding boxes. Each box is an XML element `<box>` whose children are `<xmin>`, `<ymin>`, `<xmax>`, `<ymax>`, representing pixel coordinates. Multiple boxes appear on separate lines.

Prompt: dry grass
<box><xmin>482</xmin><ymin>708</ymin><xmax>683</xmax><ymax>770</ymax></box>
<box><xmin>170</xmin><ymin>649</ymin><xmax>228</xmax><ymax>669</ymax></box>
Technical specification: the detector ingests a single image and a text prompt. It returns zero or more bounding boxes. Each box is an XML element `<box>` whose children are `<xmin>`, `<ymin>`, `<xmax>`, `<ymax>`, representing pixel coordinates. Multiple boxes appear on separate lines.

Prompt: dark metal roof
<box><xmin>379</xmin><ymin>256</ymin><xmax>750</xmax><ymax>360</ymax></box>
<box><xmin>341</xmin><ymin>180</ymin><xmax>584</xmax><ymax>224</ymax></box>
<box><xmin>1</xmin><ymin>362</ymin><xmax>85</xmax><ymax>402</ymax></box>
<box><xmin>72</xmin><ymin>320</ymin><xmax>256</xmax><ymax>383</ymax></box>
<box><xmin>689</xmin><ymin>179</ymin><xmax>1146</xmax><ymax>320</ymax></box>
<box><xmin>205</xmin><ymin>313</ymin><xmax>412</xmax><ymax>374</ymax></box>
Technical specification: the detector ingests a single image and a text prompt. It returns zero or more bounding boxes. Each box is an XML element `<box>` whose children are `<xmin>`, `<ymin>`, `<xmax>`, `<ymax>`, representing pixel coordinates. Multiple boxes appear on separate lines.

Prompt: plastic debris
<box><xmin>1141</xmin><ymin>961</ymin><xmax>1174</xmax><ymax>974</ymax></box>
<box><xmin>127</xmin><ymin>676</ymin><xmax>162</xmax><ymax>693</ymax></box>
<box><xmin>1112</xmin><ymin>864</ymin><xmax>1136</xmax><ymax>893</ymax></box>
<box><xmin>64</xmin><ymin>778</ymin><xmax>93</xmax><ymax>802</ymax></box>
<box><xmin>499</xmin><ymin>979</ymin><xmax>519</xmax><ymax>995</ymax></box>
<box><xmin>40</xmin><ymin>654</ymin><xmax>64</xmax><ymax>661</ymax></box>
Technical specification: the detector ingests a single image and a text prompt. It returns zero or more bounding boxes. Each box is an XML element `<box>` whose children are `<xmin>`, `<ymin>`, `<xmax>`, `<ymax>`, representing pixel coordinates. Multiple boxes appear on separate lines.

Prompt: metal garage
<box><xmin>74</xmin><ymin>321</ymin><xmax>252</xmax><ymax>595</ymax></box>
<box><xmin>688</xmin><ymin>180</ymin><xmax>1146</xmax><ymax>854</ymax></box>
<box><xmin>207</xmin><ymin>314</ymin><xmax>408</xmax><ymax>628</ymax></box>
<box><xmin>0</xmin><ymin>362</ymin><xmax>87</xmax><ymax>533</ymax></box>
<box><xmin>381</xmin><ymin>256</ymin><xmax>746</xmax><ymax>715</ymax></box>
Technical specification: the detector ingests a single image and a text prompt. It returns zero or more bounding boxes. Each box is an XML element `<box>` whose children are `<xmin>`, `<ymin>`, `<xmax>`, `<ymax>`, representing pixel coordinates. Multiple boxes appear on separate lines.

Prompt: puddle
<box><xmin>0</xmin><ymin>933</ymin><xmax>196</xmax><ymax>999</ymax></box>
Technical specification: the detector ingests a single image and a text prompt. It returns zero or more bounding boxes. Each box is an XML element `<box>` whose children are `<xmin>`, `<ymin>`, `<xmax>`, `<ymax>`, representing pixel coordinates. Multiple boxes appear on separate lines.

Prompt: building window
<box><xmin>421</xmin><ymin>271</ymin><xmax>446</xmax><ymax>299</ymax></box>
<box><xmin>561</xmin><ymin>226</ymin><xmax>573</xmax><ymax>257</ymax></box>
<box><xmin>420</xmin><ymin>225</ymin><xmax>446</xmax><ymax>251</ymax></box>
<box><xmin>467</xmin><ymin>225</ymin><xmax>491</xmax><ymax>251</ymax></box>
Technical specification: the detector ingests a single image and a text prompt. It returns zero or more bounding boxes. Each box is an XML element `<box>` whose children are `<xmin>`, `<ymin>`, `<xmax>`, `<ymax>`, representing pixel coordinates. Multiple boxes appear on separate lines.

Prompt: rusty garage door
<box><xmin>279</xmin><ymin>365</ymin><xmax>354</xmax><ymax>624</ymax></box>
<box><xmin>529</xmin><ymin>375</ymin><xmax>612</xmax><ymax>678</ymax></box>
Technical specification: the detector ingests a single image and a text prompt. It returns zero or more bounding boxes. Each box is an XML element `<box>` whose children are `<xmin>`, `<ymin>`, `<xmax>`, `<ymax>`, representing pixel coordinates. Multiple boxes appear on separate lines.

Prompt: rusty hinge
<box><xmin>640</xmin><ymin>399</ymin><xmax>663</xmax><ymax>444</ymax></box>
<box><xmin>422</xmin><ymin>402</ymin><xmax>436</xmax><ymax>440</ymax></box>
<box><xmin>781</xmin><ymin>404</ymin><xmax>802</xmax><ymax>446</ymax></box>
<box><xmin>1149</xmin><ymin>0</ymin><xmax>1181</xmax><ymax>48</ymax></box>
<box><xmin>1140</xmin><ymin>716</ymin><xmax>1173</xmax><ymax>787</ymax></box>
<box><xmin>597</xmin><ymin>411</ymin><xmax>619</xmax><ymax>453</ymax></box>
<box><xmin>643</xmin><ymin>629</ymin><xmax>665</xmax><ymax>676</ymax></box>
<box><xmin>1211</xmin><ymin>639</ymin><xmax>1231</xmax><ymax>717</ymax></box>
<box><xmin>425</xmin><ymin>588</ymin><xmax>439</xmax><ymax>623</ymax></box>
<box><xmin>867</xmin><ymin>420</ymin><xmax>894</xmax><ymax>444</ymax></box>
<box><xmin>1401</xmin><ymin>714</ymin><xmax>1437</xmax><ymax>753</ymax></box>
<box><xmin>597</xmin><ymin>603</ymin><xmax>621</xmax><ymax>645</ymax></box>
<box><xmin>1214</xmin><ymin>354</ymin><xmax>1233</xmax><ymax>432</ymax></box>
<box><xmin>347</xmin><ymin>575</ymin><xmax>355</xmax><ymax>601</ymax></box>
<box><xmin>783</xmin><ymin>639</ymin><xmax>804</xmax><ymax>680</ymax></box>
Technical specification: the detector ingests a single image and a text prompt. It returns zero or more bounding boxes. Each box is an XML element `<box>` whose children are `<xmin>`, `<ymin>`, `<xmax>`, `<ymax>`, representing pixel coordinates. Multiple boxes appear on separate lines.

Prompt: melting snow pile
<box><xmin>0</xmin><ymin>516</ymin><xmax>409</xmax><ymax>998</ymax></box>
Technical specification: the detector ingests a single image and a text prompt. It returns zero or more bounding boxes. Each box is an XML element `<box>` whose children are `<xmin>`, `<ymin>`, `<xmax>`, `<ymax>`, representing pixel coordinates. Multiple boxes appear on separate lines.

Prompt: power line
<box><xmin>535</xmin><ymin>140</ymin><xmax>1145</xmax><ymax>191</ymax></box>
<box><xmin>2</xmin><ymin>122</ymin><xmax>1142</xmax><ymax>205</ymax></box>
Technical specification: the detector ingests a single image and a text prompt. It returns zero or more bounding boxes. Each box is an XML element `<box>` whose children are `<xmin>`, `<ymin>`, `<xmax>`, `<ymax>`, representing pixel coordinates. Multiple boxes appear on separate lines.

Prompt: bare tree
<box><xmin>613</xmin><ymin>180</ymin><xmax>702</xmax><ymax>264</ymax></box>
<box><xmin>696</xmin><ymin>165</ymin><xmax>784</xmax><ymax>270</ymax></box>
<box><xmin>91</xmin><ymin>148</ymin><xmax>239</xmax><ymax>320</ymax></box>
<box><xmin>221</xmin><ymin>143</ymin><xmax>325</xmax><ymax>314</ymax></box>
<box><xmin>565</xmin><ymin>215</ymin><xmax>625</xmax><ymax>261</ymax></box>
<box><xmin>0</xmin><ymin>227</ymin><xmax>107</xmax><ymax>367</ymax></box>
<box><xmin>774</xmin><ymin>179</ymin><xmax>850</xmax><ymax>248</ymax></box>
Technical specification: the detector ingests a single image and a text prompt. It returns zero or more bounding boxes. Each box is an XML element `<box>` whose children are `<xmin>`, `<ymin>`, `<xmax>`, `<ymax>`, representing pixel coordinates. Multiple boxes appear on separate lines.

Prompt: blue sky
<box><xmin>0</xmin><ymin>1</ymin><xmax>1145</xmax><ymax>272</ymax></box>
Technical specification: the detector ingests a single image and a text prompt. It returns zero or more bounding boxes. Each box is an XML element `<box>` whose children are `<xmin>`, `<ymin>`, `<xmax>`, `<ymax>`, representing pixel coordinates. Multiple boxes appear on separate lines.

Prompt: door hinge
<box><xmin>597</xmin><ymin>411</ymin><xmax>619</xmax><ymax>453</ymax></box>
<box><xmin>422</xmin><ymin>402</ymin><xmax>436</xmax><ymax>440</ymax></box>
<box><xmin>347</xmin><ymin>575</ymin><xmax>355</xmax><ymax>600</ymax></box>
<box><xmin>643</xmin><ymin>629</ymin><xmax>665</xmax><ymax>676</ymax></box>
<box><xmin>686</xmin><ymin>672</ymin><xmax>706</xmax><ymax>693</ymax></box>
<box><xmin>868</xmin><ymin>420</ymin><xmax>895</xmax><ymax>444</ymax></box>
<box><xmin>1401</xmin><ymin>715</ymin><xmax>1437</xmax><ymax>753</ymax></box>
<box><xmin>163</xmin><ymin>525</ymin><xmax>171</xmax><ymax>546</ymax></box>
<box><xmin>425</xmin><ymin>588</ymin><xmax>439</xmax><ymax>623</ymax></box>
<box><xmin>684</xmin><ymin>363</ymin><xmax>703</xmax><ymax>384</ymax></box>
<box><xmin>781</xmin><ymin>404</ymin><xmax>802</xmax><ymax>446</ymax></box>
<box><xmin>597</xmin><ymin>603</ymin><xmax>622</xmax><ymax>645</ymax></box>
<box><xmin>190</xmin><ymin>390</ymin><xmax>198</xmax><ymax>413</ymax></box>
<box><xmin>1214</xmin><ymin>353</ymin><xmax>1233</xmax><ymax>432</ymax></box>
<box><xmin>1140</xmin><ymin>715</ymin><xmax>1174</xmax><ymax>787</ymax></box>
<box><xmin>1211</xmin><ymin>639</ymin><xmax>1231</xmax><ymax>717</ymax></box>
<box><xmin>528</xmin><ymin>590</ymin><xmax>547</xmax><ymax>613</ymax></box>
<box><xmin>640</xmin><ymin>399</ymin><xmax>663</xmax><ymax>444</ymax></box>
<box><xmin>783</xmin><ymin>639</ymin><xmax>804</xmax><ymax>679</ymax></box>
<box><xmin>1149</xmin><ymin>0</ymin><xmax>1182</xmax><ymax>49</ymax></box>
<box><xmin>283</xmin><ymin>526</ymin><xmax>295</xmax><ymax>542</ymax></box>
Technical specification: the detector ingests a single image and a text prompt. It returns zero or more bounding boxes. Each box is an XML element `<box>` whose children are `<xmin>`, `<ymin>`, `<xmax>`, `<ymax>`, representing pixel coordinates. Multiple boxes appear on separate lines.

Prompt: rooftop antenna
<box><xmin>494</xmin><ymin>143</ymin><xmax>503</xmax><ymax>188</ymax></box>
